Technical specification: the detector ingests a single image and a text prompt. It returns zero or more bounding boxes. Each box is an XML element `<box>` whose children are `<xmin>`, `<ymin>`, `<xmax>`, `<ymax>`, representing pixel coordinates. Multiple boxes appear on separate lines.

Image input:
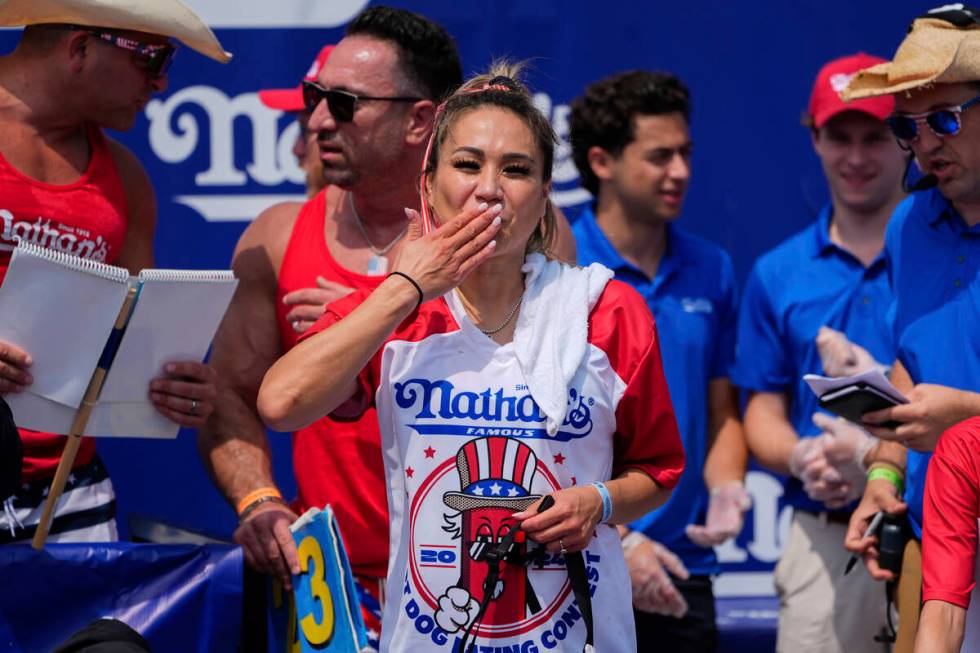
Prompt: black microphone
<box><xmin>901</xmin><ymin>153</ymin><xmax>938</xmax><ymax>193</ymax></box>
<box><xmin>909</xmin><ymin>173</ymin><xmax>938</xmax><ymax>192</ymax></box>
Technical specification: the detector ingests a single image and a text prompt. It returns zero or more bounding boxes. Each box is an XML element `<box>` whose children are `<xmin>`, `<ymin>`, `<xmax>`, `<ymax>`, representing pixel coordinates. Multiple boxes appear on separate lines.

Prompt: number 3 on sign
<box><xmin>297</xmin><ymin>534</ymin><xmax>336</xmax><ymax>646</ymax></box>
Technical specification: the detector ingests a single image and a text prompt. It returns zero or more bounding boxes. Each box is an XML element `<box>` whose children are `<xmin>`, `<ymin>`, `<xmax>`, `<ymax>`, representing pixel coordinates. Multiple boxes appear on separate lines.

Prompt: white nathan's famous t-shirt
<box><xmin>309</xmin><ymin>277</ymin><xmax>684</xmax><ymax>652</ymax></box>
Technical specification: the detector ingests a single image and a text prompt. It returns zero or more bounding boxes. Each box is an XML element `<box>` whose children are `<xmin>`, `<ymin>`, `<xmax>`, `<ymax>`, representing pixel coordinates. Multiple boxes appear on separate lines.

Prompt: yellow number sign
<box><xmin>297</xmin><ymin>534</ymin><xmax>336</xmax><ymax>646</ymax></box>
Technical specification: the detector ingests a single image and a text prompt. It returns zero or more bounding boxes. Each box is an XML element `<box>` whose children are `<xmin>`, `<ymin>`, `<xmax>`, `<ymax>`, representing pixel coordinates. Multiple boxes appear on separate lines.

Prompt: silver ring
<box><xmin>190</xmin><ymin>399</ymin><xmax>198</xmax><ymax>415</ymax></box>
<box><xmin>559</xmin><ymin>539</ymin><xmax>567</xmax><ymax>555</ymax></box>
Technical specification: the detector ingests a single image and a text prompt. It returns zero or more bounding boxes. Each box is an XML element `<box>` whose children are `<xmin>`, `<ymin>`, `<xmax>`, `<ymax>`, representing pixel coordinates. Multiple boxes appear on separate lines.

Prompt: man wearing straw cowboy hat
<box><xmin>0</xmin><ymin>0</ymin><xmax>230</xmax><ymax>543</ymax></box>
<box><xmin>837</xmin><ymin>4</ymin><xmax>980</xmax><ymax>651</ymax></box>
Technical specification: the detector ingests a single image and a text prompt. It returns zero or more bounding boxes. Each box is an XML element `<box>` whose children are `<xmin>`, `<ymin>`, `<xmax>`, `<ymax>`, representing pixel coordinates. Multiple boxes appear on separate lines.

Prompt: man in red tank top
<box><xmin>197</xmin><ymin>9</ymin><xmax>464</xmax><ymax>644</ymax></box>
<box><xmin>0</xmin><ymin>0</ymin><xmax>230</xmax><ymax>543</ymax></box>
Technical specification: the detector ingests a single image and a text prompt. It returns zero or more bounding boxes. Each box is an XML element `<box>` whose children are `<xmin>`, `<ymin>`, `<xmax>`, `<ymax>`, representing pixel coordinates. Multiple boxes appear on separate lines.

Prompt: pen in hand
<box><xmin>844</xmin><ymin>510</ymin><xmax>885</xmax><ymax>575</ymax></box>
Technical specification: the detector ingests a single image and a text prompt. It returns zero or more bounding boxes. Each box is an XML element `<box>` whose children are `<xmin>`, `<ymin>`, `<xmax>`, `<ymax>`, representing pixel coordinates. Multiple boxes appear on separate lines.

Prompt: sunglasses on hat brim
<box><xmin>920</xmin><ymin>4</ymin><xmax>980</xmax><ymax>28</ymax></box>
<box><xmin>885</xmin><ymin>94</ymin><xmax>980</xmax><ymax>144</ymax></box>
<box><xmin>301</xmin><ymin>80</ymin><xmax>422</xmax><ymax>122</ymax></box>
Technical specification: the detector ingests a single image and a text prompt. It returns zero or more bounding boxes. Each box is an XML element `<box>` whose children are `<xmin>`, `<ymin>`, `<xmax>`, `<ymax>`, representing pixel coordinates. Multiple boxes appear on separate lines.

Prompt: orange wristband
<box><xmin>236</xmin><ymin>487</ymin><xmax>282</xmax><ymax>516</ymax></box>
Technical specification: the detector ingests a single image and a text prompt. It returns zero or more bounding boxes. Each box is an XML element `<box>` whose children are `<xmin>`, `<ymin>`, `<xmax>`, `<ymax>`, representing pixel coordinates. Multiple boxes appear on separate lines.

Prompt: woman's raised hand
<box><xmin>395</xmin><ymin>203</ymin><xmax>503</xmax><ymax>301</ymax></box>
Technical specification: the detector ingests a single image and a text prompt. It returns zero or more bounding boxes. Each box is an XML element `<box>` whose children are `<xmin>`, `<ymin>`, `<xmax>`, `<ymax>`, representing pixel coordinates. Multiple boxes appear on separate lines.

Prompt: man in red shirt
<box><xmin>197</xmin><ymin>7</ymin><xmax>464</xmax><ymax>644</ymax></box>
<box><xmin>917</xmin><ymin>417</ymin><xmax>980</xmax><ymax>652</ymax></box>
<box><xmin>0</xmin><ymin>0</ymin><xmax>229</xmax><ymax>542</ymax></box>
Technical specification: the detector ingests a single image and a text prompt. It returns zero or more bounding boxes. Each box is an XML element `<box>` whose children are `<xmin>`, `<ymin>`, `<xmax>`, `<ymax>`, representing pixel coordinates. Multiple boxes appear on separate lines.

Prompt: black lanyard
<box><xmin>457</xmin><ymin>497</ymin><xmax>595</xmax><ymax>652</ymax></box>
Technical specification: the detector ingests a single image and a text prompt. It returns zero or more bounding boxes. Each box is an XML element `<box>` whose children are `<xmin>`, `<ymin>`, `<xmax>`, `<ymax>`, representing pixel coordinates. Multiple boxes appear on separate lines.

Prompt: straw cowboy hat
<box><xmin>0</xmin><ymin>0</ymin><xmax>231</xmax><ymax>63</ymax></box>
<box><xmin>842</xmin><ymin>6</ymin><xmax>980</xmax><ymax>100</ymax></box>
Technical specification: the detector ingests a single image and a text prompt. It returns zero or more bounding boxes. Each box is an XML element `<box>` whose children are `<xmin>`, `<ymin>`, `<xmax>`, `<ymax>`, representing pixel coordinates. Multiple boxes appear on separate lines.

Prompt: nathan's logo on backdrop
<box><xmin>145</xmin><ymin>88</ymin><xmax>308</xmax><ymax>222</ymax></box>
<box><xmin>143</xmin><ymin>88</ymin><xmax>592</xmax><ymax>223</ymax></box>
<box><xmin>393</xmin><ymin>379</ymin><xmax>594</xmax><ymax>442</ymax></box>
<box><xmin>533</xmin><ymin>93</ymin><xmax>591</xmax><ymax>208</ymax></box>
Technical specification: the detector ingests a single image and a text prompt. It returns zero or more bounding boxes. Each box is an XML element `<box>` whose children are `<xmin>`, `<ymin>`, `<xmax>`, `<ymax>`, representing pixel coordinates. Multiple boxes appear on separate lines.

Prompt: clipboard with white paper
<box><xmin>0</xmin><ymin>242</ymin><xmax>237</xmax><ymax>438</ymax></box>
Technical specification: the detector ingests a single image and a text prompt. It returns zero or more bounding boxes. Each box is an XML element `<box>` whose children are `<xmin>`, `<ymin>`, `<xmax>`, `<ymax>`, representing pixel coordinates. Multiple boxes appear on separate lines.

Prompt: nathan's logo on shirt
<box><xmin>681</xmin><ymin>297</ymin><xmax>713</xmax><ymax>314</ymax></box>
<box><xmin>393</xmin><ymin>379</ymin><xmax>594</xmax><ymax>442</ymax></box>
<box><xmin>402</xmin><ymin>436</ymin><xmax>598</xmax><ymax>649</ymax></box>
<box><xmin>0</xmin><ymin>210</ymin><xmax>110</xmax><ymax>260</ymax></box>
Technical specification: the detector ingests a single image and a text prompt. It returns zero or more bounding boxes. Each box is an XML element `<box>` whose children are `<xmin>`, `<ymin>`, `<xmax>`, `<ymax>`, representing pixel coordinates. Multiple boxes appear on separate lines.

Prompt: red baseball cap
<box><xmin>808</xmin><ymin>53</ymin><xmax>894</xmax><ymax>128</ymax></box>
<box><xmin>258</xmin><ymin>44</ymin><xmax>334</xmax><ymax>112</ymax></box>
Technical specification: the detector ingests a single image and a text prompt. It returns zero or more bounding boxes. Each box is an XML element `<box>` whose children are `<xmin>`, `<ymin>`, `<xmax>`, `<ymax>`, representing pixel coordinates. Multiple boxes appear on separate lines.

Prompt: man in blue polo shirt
<box><xmin>570</xmin><ymin>70</ymin><xmax>749</xmax><ymax>652</ymax></box>
<box><xmin>733</xmin><ymin>53</ymin><xmax>907</xmax><ymax>652</ymax></box>
<box><xmin>839</xmin><ymin>6</ymin><xmax>980</xmax><ymax>648</ymax></box>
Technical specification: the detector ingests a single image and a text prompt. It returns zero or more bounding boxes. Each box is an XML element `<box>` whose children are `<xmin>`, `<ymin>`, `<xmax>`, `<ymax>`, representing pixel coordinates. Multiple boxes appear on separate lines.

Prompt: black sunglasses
<box><xmin>301</xmin><ymin>81</ymin><xmax>422</xmax><ymax>122</ymax></box>
<box><xmin>885</xmin><ymin>95</ymin><xmax>980</xmax><ymax>144</ymax></box>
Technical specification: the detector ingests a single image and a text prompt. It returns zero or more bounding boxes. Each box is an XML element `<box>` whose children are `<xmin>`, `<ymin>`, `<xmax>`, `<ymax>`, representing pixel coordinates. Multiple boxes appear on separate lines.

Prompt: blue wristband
<box><xmin>590</xmin><ymin>481</ymin><xmax>613</xmax><ymax>523</ymax></box>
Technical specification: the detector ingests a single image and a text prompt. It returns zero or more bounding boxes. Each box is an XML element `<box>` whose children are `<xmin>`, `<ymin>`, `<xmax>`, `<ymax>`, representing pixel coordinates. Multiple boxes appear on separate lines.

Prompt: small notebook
<box><xmin>803</xmin><ymin>368</ymin><xmax>909</xmax><ymax>427</ymax></box>
<box><xmin>0</xmin><ymin>242</ymin><xmax>238</xmax><ymax>438</ymax></box>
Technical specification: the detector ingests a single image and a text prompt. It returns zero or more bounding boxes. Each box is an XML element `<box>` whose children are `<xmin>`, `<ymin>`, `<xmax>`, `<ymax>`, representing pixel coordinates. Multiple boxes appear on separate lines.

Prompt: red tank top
<box><xmin>275</xmin><ymin>189</ymin><xmax>388</xmax><ymax>578</ymax></box>
<box><xmin>0</xmin><ymin>125</ymin><xmax>129</xmax><ymax>481</ymax></box>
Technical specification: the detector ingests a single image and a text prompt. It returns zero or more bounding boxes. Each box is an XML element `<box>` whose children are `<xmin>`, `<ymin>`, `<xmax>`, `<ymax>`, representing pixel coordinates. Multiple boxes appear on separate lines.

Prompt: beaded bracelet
<box><xmin>590</xmin><ymin>481</ymin><xmax>613</xmax><ymax>523</ymax></box>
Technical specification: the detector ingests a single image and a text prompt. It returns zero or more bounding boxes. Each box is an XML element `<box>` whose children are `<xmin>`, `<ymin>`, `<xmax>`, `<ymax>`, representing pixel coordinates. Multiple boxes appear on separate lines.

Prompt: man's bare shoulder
<box><xmin>233</xmin><ymin>200</ymin><xmax>307</xmax><ymax>281</ymax></box>
<box><xmin>105</xmin><ymin>136</ymin><xmax>153</xmax><ymax>195</ymax></box>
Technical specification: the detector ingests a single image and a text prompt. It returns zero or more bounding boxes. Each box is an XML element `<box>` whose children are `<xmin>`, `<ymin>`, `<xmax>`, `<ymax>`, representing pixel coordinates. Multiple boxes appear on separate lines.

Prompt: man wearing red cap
<box><xmin>732</xmin><ymin>53</ymin><xmax>906</xmax><ymax>652</ymax></box>
<box><xmin>258</xmin><ymin>44</ymin><xmax>333</xmax><ymax>199</ymax></box>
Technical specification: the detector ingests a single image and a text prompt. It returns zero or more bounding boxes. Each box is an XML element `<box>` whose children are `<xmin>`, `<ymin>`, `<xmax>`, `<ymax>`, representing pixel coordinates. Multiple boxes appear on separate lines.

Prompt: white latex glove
<box><xmin>815</xmin><ymin>326</ymin><xmax>882</xmax><ymax>378</ymax></box>
<box><xmin>685</xmin><ymin>481</ymin><xmax>752</xmax><ymax>547</ymax></box>
<box><xmin>622</xmin><ymin>531</ymin><xmax>689</xmax><ymax>618</ymax></box>
<box><xmin>791</xmin><ymin>437</ymin><xmax>852</xmax><ymax>506</ymax></box>
<box><xmin>788</xmin><ymin>436</ymin><xmax>825</xmax><ymax>479</ymax></box>
<box><xmin>804</xmin><ymin>412</ymin><xmax>876</xmax><ymax>509</ymax></box>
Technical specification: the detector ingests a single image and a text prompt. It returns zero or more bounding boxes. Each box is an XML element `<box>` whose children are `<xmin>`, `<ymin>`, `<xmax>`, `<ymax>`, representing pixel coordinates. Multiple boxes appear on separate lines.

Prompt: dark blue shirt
<box><xmin>732</xmin><ymin>205</ymin><xmax>894</xmax><ymax>513</ymax></box>
<box><xmin>574</xmin><ymin>207</ymin><xmax>737</xmax><ymax>575</ymax></box>
<box><xmin>884</xmin><ymin>188</ymin><xmax>980</xmax><ymax>538</ymax></box>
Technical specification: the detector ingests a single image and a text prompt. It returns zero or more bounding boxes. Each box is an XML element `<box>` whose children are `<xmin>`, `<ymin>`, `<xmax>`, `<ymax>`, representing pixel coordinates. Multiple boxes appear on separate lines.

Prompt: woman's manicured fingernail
<box><xmin>492</xmin><ymin>216</ymin><xmax>501</xmax><ymax>226</ymax></box>
<box><xmin>491</xmin><ymin>203</ymin><xmax>503</xmax><ymax>214</ymax></box>
<box><xmin>478</xmin><ymin>202</ymin><xmax>488</xmax><ymax>212</ymax></box>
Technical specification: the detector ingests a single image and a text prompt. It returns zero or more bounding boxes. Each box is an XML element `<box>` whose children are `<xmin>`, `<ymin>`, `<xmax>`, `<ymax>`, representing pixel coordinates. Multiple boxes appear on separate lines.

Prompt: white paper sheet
<box><xmin>99</xmin><ymin>270</ymin><xmax>237</xmax><ymax>403</ymax></box>
<box><xmin>0</xmin><ymin>246</ymin><xmax>130</xmax><ymax>410</ymax></box>
<box><xmin>803</xmin><ymin>367</ymin><xmax>909</xmax><ymax>404</ymax></box>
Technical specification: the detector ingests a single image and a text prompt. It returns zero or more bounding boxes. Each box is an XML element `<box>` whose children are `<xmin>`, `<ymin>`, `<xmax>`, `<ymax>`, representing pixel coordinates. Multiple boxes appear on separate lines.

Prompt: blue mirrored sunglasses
<box><xmin>885</xmin><ymin>95</ymin><xmax>980</xmax><ymax>143</ymax></box>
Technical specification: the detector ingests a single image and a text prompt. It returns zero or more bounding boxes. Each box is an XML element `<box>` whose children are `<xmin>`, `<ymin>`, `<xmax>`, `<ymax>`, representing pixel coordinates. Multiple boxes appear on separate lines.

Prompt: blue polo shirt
<box><xmin>883</xmin><ymin>188</ymin><xmax>980</xmax><ymax>539</ymax></box>
<box><xmin>732</xmin><ymin>205</ymin><xmax>895</xmax><ymax>514</ymax></box>
<box><xmin>574</xmin><ymin>207</ymin><xmax>737</xmax><ymax>576</ymax></box>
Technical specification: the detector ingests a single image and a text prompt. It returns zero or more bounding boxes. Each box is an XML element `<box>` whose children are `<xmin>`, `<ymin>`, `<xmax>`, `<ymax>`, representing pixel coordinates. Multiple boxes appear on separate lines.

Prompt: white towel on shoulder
<box><xmin>515</xmin><ymin>253</ymin><xmax>614</xmax><ymax>436</ymax></box>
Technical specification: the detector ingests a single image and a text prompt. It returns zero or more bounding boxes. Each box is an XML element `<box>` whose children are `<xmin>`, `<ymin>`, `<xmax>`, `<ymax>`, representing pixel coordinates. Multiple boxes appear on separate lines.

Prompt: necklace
<box><xmin>348</xmin><ymin>192</ymin><xmax>409</xmax><ymax>275</ymax></box>
<box><xmin>477</xmin><ymin>289</ymin><xmax>525</xmax><ymax>336</ymax></box>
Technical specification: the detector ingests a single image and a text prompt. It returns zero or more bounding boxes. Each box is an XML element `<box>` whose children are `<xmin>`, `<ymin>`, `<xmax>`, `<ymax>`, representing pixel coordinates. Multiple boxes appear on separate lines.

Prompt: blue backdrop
<box><xmin>0</xmin><ymin>0</ymin><xmax>926</xmax><ymax>600</ymax></box>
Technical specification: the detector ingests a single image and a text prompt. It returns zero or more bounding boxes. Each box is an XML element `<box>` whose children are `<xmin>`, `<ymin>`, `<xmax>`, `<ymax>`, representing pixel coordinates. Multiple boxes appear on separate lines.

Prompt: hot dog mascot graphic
<box><xmin>409</xmin><ymin>435</ymin><xmax>572</xmax><ymax>641</ymax></box>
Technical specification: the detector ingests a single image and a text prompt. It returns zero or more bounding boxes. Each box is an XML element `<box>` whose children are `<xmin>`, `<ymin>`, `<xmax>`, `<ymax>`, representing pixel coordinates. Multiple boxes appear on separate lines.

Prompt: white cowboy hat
<box><xmin>0</xmin><ymin>0</ymin><xmax>231</xmax><ymax>63</ymax></box>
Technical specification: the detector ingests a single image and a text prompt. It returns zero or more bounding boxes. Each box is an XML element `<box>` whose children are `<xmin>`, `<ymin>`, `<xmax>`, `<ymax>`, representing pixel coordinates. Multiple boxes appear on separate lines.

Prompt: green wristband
<box><xmin>867</xmin><ymin>467</ymin><xmax>904</xmax><ymax>494</ymax></box>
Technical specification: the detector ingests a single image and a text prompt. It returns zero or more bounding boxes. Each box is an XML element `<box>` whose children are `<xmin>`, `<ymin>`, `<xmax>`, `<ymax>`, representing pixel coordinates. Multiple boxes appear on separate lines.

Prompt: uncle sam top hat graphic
<box><xmin>443</xmin><ymin>437</ymin><xmax>542</xmax><ymax>512</ymax></box>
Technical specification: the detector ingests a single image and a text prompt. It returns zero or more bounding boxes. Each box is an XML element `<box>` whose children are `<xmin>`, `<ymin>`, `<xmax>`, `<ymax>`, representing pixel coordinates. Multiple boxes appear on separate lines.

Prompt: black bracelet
<box><xmin>387</xmin><ymin>271</ymin><xmax>424</xmax><ymax>312</ymax></box>
<box><xmin>237</xmin><ymin>495</ymin><xmax>286</xmax><ymax>524</ymax></box>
